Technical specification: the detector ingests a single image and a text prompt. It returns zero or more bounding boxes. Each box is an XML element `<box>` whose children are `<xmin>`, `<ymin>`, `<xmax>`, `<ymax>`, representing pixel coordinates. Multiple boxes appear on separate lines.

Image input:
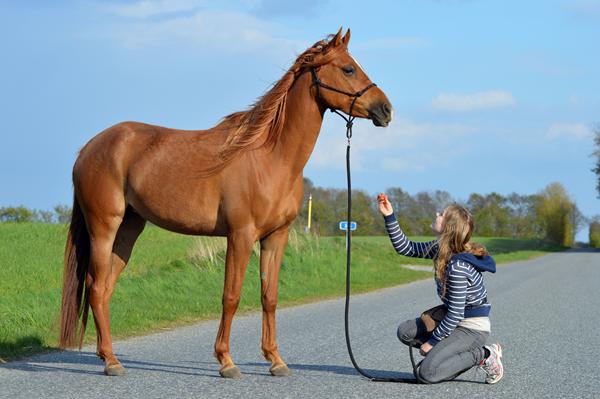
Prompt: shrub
<box><xmin>590</xmin><ymin>221</ymin><xmax>600</xmax><ymax>248</ymax></box>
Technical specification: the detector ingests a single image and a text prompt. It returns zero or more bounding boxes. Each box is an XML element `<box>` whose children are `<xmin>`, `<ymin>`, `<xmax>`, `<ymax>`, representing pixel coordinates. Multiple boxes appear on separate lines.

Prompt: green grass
<box><xmin>0</xmin><ymin>223</ymin><xmax>564</xmax><ymax>361</ymax></box>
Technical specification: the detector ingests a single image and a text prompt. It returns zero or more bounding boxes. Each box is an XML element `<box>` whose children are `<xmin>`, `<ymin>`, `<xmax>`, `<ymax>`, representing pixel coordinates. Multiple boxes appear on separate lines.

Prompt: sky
<box><xmin>0</xmin><ymin>0</ymin><xmax>598</xmax><ymax>241</ymax></box>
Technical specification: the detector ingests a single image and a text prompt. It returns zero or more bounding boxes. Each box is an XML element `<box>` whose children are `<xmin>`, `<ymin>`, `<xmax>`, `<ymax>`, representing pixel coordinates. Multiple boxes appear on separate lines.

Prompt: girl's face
<box><xmin>431</xmin><ymin>208</ymin><xmax>446</xmax><ymax>235</ymax></box>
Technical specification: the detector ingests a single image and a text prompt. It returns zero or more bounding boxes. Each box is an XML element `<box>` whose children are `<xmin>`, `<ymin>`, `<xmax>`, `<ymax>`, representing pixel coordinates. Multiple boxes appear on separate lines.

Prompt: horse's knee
<box><xmin>89</xmin><ymin>280</ymin><xmax>117</xmax><ymax>303</ymax></box>
<box><xmin>261</xmin><ymin>295</ymin><xmax>277</xmax><ymax>313</ymax></box>
<box><xmin>222</xmin><ymin>294</ymin><xmax>240</xmax><ymax>311</ymax></box>
<box><xmin>89</xmin><ymin>283</ymin><xmax>107</xmax><ymax>304</ymax></box>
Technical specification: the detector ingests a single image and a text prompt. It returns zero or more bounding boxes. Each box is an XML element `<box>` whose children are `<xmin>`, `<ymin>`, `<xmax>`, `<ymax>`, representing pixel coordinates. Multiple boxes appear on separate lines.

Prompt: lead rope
<box><xmin>310</xmin><ymin>67</ymin><xmax>422</xmax><ymax>382</ymax></box>
<box><xmin>343</xmin><ymin>118</ymin><xmax>422</xmax><ymax>384</ymax></box>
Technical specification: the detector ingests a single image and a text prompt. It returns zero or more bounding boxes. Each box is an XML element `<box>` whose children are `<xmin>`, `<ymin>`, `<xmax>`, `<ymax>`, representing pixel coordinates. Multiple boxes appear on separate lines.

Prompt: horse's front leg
<box><xmin>259</xmin><ymin>227</ymin><xmax>292</xmax><ymax>377</ymax></box>
<box><xmin>214</xmin><ymin>229</ymin><xmax>254</xmax><ymax>379</ymax></box>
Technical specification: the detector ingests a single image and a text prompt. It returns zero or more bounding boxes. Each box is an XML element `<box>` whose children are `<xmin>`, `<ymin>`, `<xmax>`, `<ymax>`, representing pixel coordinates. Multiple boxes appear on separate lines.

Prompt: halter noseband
<box><xmin>310</xmin><ymin>67</ymin><xmax>377</xmax><ymax>140</ymax></box>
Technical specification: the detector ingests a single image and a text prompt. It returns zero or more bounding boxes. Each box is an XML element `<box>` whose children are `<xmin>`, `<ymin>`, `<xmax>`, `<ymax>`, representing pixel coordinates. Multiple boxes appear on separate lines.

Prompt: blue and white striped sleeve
<box><xmin>383</xmin><ymin>213</ymin><xmax>438</xmax><ymax>259</ymax></box>
<box><xmin>427</xmin><ymin>261</ymin><xmax>469</xmax><ymax>346</ymax></box>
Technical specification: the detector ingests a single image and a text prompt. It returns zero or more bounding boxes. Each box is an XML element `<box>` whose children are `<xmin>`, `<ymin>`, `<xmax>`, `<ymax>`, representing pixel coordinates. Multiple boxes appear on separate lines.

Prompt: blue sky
<box><xmin>1</xmin><ymin>0</ymin><xmax>598</xmax><ymax>241</ymax></box>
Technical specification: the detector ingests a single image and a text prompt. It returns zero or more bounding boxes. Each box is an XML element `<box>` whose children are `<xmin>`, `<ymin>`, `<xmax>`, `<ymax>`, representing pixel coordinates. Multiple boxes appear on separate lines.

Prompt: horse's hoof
<box><xmin>219</xmin><ymin>365</ymin><xmax>242</xmax><ymax>379</ymax></box>
<box><xmin>270</xmin><ymin>364</ymin><xmax>292</xmax><ymax>377</ymax></box>
<box><xmin>104</xmin><ymin>362</ymin><xmax>126</xmax><ymax>376</ymax></box>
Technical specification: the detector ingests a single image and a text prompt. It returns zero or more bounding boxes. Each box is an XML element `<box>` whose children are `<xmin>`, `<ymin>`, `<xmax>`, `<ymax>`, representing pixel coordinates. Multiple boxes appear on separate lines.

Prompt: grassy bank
<box><xmin>0</xmin><ymin>223</ymin><xmax>564</xmax><ymax>361</ymax></box>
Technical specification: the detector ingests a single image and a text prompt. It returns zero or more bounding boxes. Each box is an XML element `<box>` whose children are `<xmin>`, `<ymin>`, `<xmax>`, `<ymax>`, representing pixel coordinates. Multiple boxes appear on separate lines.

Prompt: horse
<box><xmin>59</xmin><ymin>28</ymin><xmax>393</xmax><ymax>378</ymax></box>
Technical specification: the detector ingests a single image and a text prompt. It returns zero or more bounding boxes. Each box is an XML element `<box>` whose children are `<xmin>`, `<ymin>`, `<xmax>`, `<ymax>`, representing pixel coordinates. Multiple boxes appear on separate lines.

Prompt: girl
<box><xmin>377</xmin><ymin>194</ymin><xmax>504</xmax><ymax>384</ymax></box>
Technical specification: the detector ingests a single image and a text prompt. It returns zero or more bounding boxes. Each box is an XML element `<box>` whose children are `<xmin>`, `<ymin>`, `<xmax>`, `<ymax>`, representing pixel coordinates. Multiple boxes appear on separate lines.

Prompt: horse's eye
<box><xmin>342</xmin><ymin>65</ymin><xmax>355</xmax><ymax>76</ymax></box>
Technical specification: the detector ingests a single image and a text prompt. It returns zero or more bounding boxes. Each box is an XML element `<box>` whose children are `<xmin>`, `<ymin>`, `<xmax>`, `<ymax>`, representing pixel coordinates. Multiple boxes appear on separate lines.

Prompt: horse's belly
<box><xmin>126</xmin><ymin>184</ymin><xmax>226</xmax><ymax>236</ymax></box>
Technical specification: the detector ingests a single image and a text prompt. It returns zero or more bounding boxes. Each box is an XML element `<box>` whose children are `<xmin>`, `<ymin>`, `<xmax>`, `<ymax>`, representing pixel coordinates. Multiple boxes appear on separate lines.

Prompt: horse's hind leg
<box><xmin>85</xmin><ymin>209</ymin><xmax>122</xmax><ymax>375</ymax></box>
<box><xmin>87</xmin><ymin>207</ymin><xmax>145</xmax><ymax>376</ymax></box>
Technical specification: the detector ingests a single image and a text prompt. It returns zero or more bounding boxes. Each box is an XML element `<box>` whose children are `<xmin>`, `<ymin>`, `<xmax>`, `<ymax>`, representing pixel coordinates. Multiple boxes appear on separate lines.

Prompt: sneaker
<box><xmin>480</xmin><ymin>343</ymin><xmax>504</xmax><ymax>384</ymax></box>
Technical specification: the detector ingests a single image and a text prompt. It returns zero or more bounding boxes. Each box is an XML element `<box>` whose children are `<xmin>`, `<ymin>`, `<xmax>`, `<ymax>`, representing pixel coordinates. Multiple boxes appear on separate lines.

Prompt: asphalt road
<box><xmin>2</xmin><ymin>249</ymin><xmax>599</xmax><ymax>399</ymax></box>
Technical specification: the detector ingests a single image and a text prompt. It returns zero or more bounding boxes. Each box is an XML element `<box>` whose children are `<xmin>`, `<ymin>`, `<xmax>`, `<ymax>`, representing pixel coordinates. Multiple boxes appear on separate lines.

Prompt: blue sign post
<box><xmin>339</xmin><ymin>221</ymin><xmax>357</xmax><ymax>231</ymax></box>
<box><xmin>339</xmin><ymin>221</ymin><xmax>357</xmax><ymax>251</ymax></box>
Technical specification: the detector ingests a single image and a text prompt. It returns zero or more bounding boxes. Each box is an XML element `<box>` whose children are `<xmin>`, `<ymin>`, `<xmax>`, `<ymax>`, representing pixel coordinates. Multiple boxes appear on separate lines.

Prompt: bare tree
<box><xmin>53</xmin><ymin>204</ymin><xmax>72</xmax><ymax>224</ymax></box>
<box><xmin>593</xmin><ymin>124</ymin><xmax>600</xmax><ymax>198</ymax></box>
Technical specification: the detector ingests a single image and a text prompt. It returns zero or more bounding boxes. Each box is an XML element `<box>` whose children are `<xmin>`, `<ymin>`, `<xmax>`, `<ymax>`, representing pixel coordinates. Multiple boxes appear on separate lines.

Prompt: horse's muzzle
<box><xmin>369</xmin><ymin>101</ymin><xmax>393</xmax><ymax>127</ymax></box>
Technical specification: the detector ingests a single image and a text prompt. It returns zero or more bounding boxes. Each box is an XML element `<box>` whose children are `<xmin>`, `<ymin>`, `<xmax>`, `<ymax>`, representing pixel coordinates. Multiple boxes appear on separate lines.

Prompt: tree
<box><xmin>54</xmin><ymin>204</ymin><xmax>72</xmax><ymax>224</ymax></box>
<box><xmin>467</xmin><ymin>193</ymin><xmax>512</xmax><ymax>236</ymax></box>
<box><xmin>505</xmin><ymin>193</ymin><xmax>543</xmax><ymax>238</ymax></box>
<box><xmin>297</xmin><ymin>177</ymin><xmax>582</xmax><ymax>241</ymax></box>
<box><xmin>36</xmin><ymin>210</ymin><xmax>54</xmax><ymax>223</ymax></box>
<box><xmin>0</xmin><ymin>206</ymin><xmax>35</xmax><ymax>222</ymax></box>
<box><xmin>385</xmin><ymin>187</ymin><xmax>417</xmax><ymax>235</ymax></box>
<box><xmin>302</xmin><ymin>185</ymin><xmax>347</xmax><ymax>235</ymax></box>
<box><xmin>536</xmin><ymin>182</ymin><xmax>580</xmax><ymax>246</ymax></box>
<box><xmin>350</xmin><ymin>189</ymin><xmax>384</xmax><ymax>235</ymax></box>
<box><xmin>589</xmin><ymin>216</ymin><xmax>600</xmax><ymax>248</ymax></box>
<box><xmin>431</xmin><ymin>190</ymin><xmax>454</xmax><ymax>214</ymax></box>
<box><xmin>593</xmin><ymin>124</ymin><xmax>600</xmax><ymax>198</ymax></box>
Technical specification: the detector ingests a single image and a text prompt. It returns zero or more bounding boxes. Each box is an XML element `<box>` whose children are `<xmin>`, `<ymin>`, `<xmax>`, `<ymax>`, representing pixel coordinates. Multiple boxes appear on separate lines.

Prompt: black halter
<box><xmin>310</xmin><ymin>67</ymin><xmax>377</xmax><ymax>141</ymax></box>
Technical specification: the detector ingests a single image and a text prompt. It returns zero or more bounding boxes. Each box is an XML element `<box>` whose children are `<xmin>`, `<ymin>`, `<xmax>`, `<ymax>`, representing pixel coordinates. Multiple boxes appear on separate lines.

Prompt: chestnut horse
<box><xmin>59</xmin><ymin>28</ymin><xmax>392</xmax><ymax>378</ymax></box>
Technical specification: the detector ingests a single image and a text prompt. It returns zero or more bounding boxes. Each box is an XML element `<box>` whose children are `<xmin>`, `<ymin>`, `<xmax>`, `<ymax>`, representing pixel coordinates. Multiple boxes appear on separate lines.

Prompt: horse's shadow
<box><xmin>245</xmin><ymin>361</ymin><xmax>419</xmax><ymax>380</ymax></box>
<box><xmin>286</xmin><ymin>362</ymin><xmax>482</xmax><ymax>385</ymax></box>
<box><xmin>2</xmin><ymin>353</ymin><xmax>482</xmax><ymax>384</ymax></box>
<box><xmin>243</xmin><ymin>362</ymin><xmax>482</xmax><ymax>384</ymax></box>
<box><xmin>3</xmin><ymin>351</ymin><xmax>414</xmax><ymax>380</ymax></box>
<box><xmin>1</xmin><ymin>351</ymin><xmax>220</xmax><ymax>378</ymax></box>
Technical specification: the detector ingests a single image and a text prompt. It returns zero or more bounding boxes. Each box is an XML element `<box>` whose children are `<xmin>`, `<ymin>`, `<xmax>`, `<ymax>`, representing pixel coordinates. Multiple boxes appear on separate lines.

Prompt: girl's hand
<box><xmin>377</xmin><ymin>193</ymin><xmax>394</xmax><ymax>216</ymax></box>
<box><xmin>420</xmin><ymin>342</ymin><xmax>433</xmax><ymax>356</ymax></box>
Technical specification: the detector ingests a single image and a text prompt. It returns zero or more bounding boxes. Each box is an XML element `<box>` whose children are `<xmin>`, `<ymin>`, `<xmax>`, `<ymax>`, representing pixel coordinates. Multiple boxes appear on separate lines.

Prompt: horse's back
<box><xmin>75</xmin><ymin>121</ymin><xmax>229</xmax><ymax>180</ymax></box>
<box><xmin>79</xmin><ymin>121</ymin><xmax>225</xmax><ymax>159</ymax></box>
<box><xmin>75</xmin><ymin>121</ymin><xmax>238</xmax><ymax>234</ymax></box>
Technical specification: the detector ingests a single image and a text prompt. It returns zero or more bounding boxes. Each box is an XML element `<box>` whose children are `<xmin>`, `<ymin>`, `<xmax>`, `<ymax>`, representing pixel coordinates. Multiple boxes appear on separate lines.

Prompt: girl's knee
<box><xmin>417</xmin><ymin>363</ymin><xmax>442</xmax><ymax>384</ymax></box>
<box><xmin>397</xmin><ymin>319</ymin><xmax>417</xmax><ymax>344</ymax></box>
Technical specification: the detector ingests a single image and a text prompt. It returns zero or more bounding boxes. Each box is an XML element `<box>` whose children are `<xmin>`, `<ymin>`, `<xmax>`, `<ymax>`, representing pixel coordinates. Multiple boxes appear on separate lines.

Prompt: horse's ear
<box><xmin>342</xmin><ymin>28</ymin><xmax>351</xmax><ymax>46</ymax></box>
<box><xmin>333</xmin><ymin>27</ymin><xmax>343</xmax><ymax>46</ymax></box>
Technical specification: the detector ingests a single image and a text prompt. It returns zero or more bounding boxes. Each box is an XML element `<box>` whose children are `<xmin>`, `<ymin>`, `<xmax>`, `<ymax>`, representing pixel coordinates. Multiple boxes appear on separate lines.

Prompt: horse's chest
<box><xmin>254</xmin><ymin>192</ymin><xmax>301</xmax><ymax>226</ymax></box>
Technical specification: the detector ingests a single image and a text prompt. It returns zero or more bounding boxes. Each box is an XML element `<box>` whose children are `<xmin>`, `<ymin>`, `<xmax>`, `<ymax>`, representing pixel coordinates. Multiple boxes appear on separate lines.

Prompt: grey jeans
<box><xmin>397</xmin><ymin>318</ymin><xmax>489</xmax><ymax>383</ymax></box>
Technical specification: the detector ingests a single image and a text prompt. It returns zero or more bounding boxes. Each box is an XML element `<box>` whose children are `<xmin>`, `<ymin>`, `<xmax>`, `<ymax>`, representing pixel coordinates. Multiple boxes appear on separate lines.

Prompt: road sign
<box><xmin>339</xmin><ymin>221</ymin><xmax>357</xmax><ymax>231</ymax></box>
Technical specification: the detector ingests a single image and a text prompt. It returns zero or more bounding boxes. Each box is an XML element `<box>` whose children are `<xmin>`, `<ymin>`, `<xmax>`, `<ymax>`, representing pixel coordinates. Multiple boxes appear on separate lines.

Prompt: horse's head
<box><xmin>303</xmin><ymin>28</ymin><xmax>393</xmax><ymax>127</ymax></box>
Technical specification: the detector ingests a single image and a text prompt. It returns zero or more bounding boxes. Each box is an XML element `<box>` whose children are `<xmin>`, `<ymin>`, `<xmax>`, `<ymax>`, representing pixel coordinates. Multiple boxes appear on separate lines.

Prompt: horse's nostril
<box><xmin>382</xmin><ymin>102</ymin><xmax>391</xmax><ymax>117</ymax></box>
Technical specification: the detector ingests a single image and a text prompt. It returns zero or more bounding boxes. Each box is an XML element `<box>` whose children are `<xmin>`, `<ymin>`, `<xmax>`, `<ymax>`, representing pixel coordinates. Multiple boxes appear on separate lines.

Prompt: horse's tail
<box><xmin>59</xmin><ymin>196</ymin><xmax>90</xmax><ymax>349</ymax></box>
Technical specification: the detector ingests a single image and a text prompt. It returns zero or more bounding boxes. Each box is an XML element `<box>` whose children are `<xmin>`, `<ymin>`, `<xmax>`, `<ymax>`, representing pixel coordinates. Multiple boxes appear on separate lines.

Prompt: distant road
<box><xmin>2</xmin><ymin>249</ymin><xmax>599</xmax><ymax>399</ymax></box>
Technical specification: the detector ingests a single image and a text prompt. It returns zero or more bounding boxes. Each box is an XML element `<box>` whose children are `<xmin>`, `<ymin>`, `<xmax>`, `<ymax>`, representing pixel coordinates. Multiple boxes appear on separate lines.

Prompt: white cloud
<box><xmin>564</xmin><ymin>0</ymin><xmax>600</xmax><ymax>18</ymax></box>
<box><xmin>92</xmin><ymin>1</ymin><xmax>309</xmax><ymax>55</ymax></box>
<box><xmin>308</xmin><ymin>117</ymin><xmax>475</xmax><ymax>173</ymax></box>
<box><xmin>518</xmin><ymin>53</ymin><xmax>583</xmax><ymax>77</ymax></box>
<box><xmin>568</xmin><ymin>95</ymin><xmax>581</xmax><ymax>105</ymax></box>
<box><xmin>93</xmin><ymin>7</ymin><xmax>306</xmax><ymax>55</ymax></box>
<box><xmin>547</xmin><ymin>123</ymin><xmax>592</xmax><ymax>140</ymax></box>
<box><xmin>353</xmin><ymin>36</ymin><xmax>429</xmax><ymax>51</ymax></box>
<box><xmin>106</xmin><ymin>0</ymin><xmax>205</xmax><ymax>19</ymax></box>
<box><xmin>381</xmin><ymin>157</ymin><xmax>427</xmax><ymax>173</ymax></box>
<box><xmin>250</xmin><ymin>0</ymin><xmax>324</xmax><ymax>18</ymax></box>
<box><xmin>431</xmin><ymin>90</ymin><xmax>515</xmax><ymax>111</ymax></box>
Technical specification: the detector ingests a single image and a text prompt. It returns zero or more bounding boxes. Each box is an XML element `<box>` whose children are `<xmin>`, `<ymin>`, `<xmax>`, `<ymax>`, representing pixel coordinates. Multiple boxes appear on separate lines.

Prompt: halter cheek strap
<box><xmin>310</xmin><ymin>68</ymin><xmax>377</xmax><ymax>140</ymax></box>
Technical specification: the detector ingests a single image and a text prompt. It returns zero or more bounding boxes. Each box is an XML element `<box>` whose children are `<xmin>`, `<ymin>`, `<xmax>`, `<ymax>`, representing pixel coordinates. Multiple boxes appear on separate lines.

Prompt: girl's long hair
<box><xmin>435</xmin><ymin>205</ymin><xmax>488</xmax><ymax>296</ymax></box>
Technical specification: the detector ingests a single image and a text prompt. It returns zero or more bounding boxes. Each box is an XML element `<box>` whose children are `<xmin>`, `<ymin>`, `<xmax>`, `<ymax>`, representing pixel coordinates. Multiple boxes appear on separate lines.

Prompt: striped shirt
<box><xmin>384</xmin><ymin>213</ymin><xmax>491</xmax><ymax>345</ymax></box>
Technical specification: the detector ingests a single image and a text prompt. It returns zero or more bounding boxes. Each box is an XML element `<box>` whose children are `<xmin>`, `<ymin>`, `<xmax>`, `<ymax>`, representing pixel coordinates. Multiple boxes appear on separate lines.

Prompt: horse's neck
<box><xmin>268</xmin><ymin>71</ymin><xmax>325</xmax><ymax>178</ymax></box>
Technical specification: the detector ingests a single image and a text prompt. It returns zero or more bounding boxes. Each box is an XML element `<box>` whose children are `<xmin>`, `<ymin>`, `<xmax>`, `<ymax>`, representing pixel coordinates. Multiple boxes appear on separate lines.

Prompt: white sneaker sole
<box><xmin>486</xmin><ymin>344</ymin><xmax>504</xmax><ymax>384</ymax></box>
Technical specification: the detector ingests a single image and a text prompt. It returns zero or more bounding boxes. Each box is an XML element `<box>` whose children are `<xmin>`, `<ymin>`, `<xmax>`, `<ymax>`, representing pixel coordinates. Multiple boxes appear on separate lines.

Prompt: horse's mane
<box><xmin>200</xmin><ymin>32</ymin><xmax>348</xmax><ymax>175</ymax></box>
